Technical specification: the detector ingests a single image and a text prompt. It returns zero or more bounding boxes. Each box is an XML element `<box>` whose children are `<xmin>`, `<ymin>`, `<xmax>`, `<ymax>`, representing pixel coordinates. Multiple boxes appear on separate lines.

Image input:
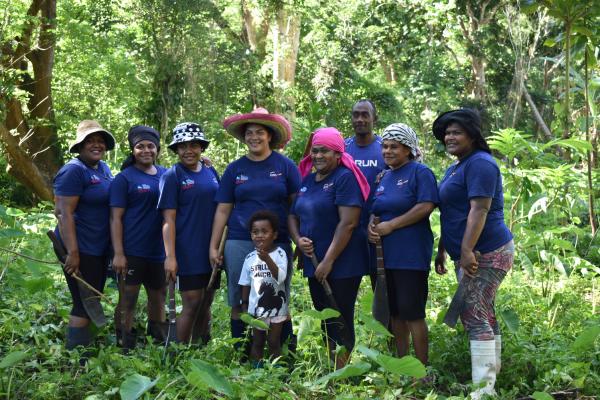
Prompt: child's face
<box><xmin>250</xmin><ymin>220</ymin><xmax>277</xmax><ymax>250</ymax></box>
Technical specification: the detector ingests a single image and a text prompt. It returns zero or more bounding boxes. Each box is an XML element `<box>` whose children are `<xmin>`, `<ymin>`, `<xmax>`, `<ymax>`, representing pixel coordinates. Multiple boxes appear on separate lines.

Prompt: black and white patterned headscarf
<box><xmin>381</xmin><ymin>123</ymin><xmax>423</xmax><ymax>162</ymax></box>
<box><xmin>168</xmin><ymin>122</ymin><xmax>210</xmax><ymax>151</ymax></box>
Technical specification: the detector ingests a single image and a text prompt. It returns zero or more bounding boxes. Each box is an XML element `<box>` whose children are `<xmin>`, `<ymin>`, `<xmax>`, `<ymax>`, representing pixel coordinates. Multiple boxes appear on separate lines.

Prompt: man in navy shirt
<box><xmin>345</xmin><ymin>100</ymin><xmax>384</xmax><ymax>288</ymax></box>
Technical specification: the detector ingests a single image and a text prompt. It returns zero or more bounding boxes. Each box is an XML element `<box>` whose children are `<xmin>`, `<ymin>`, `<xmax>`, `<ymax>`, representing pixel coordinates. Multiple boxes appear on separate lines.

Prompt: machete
<box><xmin>190</xmin><ymin>228</ymin><xmax>227</xmax><ymax>343</ymax></box>
<box><xmin>371</xmin><ymin>217</ymin><xmax>390</xmax><ymax>327</ymax></box>
<box><xmin>164</xmin><ymin>280</ymin><xmax>177</xmax><ymax>347</ymax></box>
<box><xmin>47</xmin><ymin>230</ymin><xmax>107</xmax><ymax>327</ymax></box>
<box><xmin>309</xmin><ymin>253</ymin><xmax>354</xmax><ymax>351</ymax></box>
<box><xmin>443</xmin><ymin>251</ymin><xmax>481</xmax><ymax>328</ymax></box>
<box><xmin>117</xmin><ymin>272</ymin><xmax>131</xmax><ymax>350</ymax></box>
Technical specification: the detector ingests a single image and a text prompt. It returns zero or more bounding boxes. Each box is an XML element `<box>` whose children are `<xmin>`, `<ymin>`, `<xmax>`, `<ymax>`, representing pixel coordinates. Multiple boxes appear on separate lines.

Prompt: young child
<box><xmin>239</xmin><ymin>210</ymin><xmax>289</xmax><ymax>365</ymax></box>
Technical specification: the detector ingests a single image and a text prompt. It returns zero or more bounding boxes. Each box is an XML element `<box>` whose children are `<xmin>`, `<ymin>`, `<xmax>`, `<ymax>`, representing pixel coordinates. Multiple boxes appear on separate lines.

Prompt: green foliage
<box><xmin>119</xmin><ymin>374</ymin><xmax>158</xmax><ymax>400</ymax></box>
<box><xmin>186</xmin><ymin>359</ymin><xmax>234</xmax><ymax>397</ymax></box>
<box><xmin>0</xmin><ymin>206</ymin><xmax>599</xmax><ymax>398</ymax></box>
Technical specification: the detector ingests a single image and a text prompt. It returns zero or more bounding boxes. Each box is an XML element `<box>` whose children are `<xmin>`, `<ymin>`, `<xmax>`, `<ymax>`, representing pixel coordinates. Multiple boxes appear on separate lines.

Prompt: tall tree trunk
<box><xmin>457</xmin><ymin>0</ymin><xmax>501</xmax><ymax>102</ymax></box>
<box><xmin>584</xmin><ymin>45</ymin><xmax>598</xmax><ymax>234</ymax></box>
<box><xmin>471</xmin><ymin>57</ymin><xmax>487</xmax><ymax>101</ymax></box>
<box><xmin>241</xmin><ymin>0</ymin><xmax>268</xmax><ymax>57</ymax></box>
<box><xmin>563</xmin><ymin>21</ymin><xmax>572</xmax><ymax>139</ymax></box>
<box><xmin>522</xmin><ymin>84</ymin><xmax>554</xmax><ymax>142</ymax></box>
<box><xmin>0</xmin><ymin>0</ymin><xmax>60</xmax><ymax>201</ymax></box>
<box><xmin>272</xmin><ymin>7</ymin><xmax>300</xmax><ymax>116</ymax></box>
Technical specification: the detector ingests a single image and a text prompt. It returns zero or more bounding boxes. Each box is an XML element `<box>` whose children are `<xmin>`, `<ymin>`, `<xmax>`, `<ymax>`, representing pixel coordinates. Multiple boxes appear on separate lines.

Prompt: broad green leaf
<box><xmin>0</xmin><ymin>350</ymin><xmax>28</xmax><ymax>369</ymax></box>
<box><xmin>188</xmin><ymin>359</ymin><xmax>234</xmax><ymax>397</ymax></box>
<box><xmin>23</xmin><ymin>277</ymin><xmax>53</xmax><ymax>293</ymax></box>
<box><xmin>572</xmin><ymin>325</ymin><xmax>600</xmax><ymax>353</ymax></box>
<box><xmin>531</xmin><ymin>391</ymin><xmax>554</xmax><ymax>400</ymax></box>
<box><xmin>0</xmin><ymin>229</ymin><xmax>25</xmax><ymax>238</ymax></box>
<box><xmin>301</xmin><ymin>308</ymin><xmax>340</xmax><ymax>320</ymax></box>
<box><xmin>540</xmin><ymin>138</ymin><xmax>592</xmax><ymax>153</ymax></box>
<box><xmin>362</xmin><ymin>314</ymin><xmax>393</xmax><ymax>337</ymax></box>
<box><xmin>315</xmin><ymin>361</ymin><xmax>371</xmax><ymax>384</ymax></box>
<box><xmin>518</xmin><ymin>253</ymin><xmax>535</xmax><ymax>277</ymax></box>
<box><xmin>297</xmin><ymin>317</ymin><xmax>314</xmax><ymax>344</ymax></box>
<box><xmin>500</xmin><ymin>309</ymin><xmax>520</xmax><ymax>333</ymax></box>
<box><xmin>357</xmin><ymin>345</ymin><xmax>426</xmax><ymax>378</ymax></box>
<box><xmin>356</xmin><ymin>345</ymin><xmax>379</xmax><ymax>360</ymax></box>
<box><xmin>5</xmin><ymin>207</ymin><xmax>26</xmax><ymax>217</ymax></box>
<box><xmin>119</xmin><ymin>374</ymin><xmax>157</xmax><ymax>400</ymax></box>
<box><xmin>572</xmin><ymin>25</ymin><xmax>594</xmax><ymax>38</ymax></box>
<box><xmin>240</xmin><ymin>313</ymin><xmax>269</xmax><ymax>330</ymax></box>
<box><xmin>375</xmin><ymin>354</ymin><xmax>426</xmax><ymax>378</ymax></box>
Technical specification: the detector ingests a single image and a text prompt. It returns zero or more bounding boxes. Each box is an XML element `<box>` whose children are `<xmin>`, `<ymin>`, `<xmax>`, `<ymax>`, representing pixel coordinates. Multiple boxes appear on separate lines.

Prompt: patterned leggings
<box><xmin>458</xmin><ymin>241</ymin><xmax>514</xmax><ymax>341</ymax></box>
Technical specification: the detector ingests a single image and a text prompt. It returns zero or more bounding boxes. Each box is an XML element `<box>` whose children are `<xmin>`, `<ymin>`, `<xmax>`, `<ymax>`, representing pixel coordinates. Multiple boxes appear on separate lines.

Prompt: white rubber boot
<box><xmin>494</xmin><ymin>335</ymin><xmax>502</xmax><ymax>375</ymax></box>
<box><xmin>470</xmin><ymin>340</ymin><xmax>497</xmax><ymax>399</ymax></box>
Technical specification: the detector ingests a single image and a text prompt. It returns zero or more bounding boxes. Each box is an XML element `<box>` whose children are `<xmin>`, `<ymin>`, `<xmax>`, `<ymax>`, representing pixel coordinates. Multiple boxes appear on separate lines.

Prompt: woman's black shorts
<box><xmin>124</xmin><ymin>255</ymin><xmax>165</xmax><ymax>290</ymax></box>
<box><xmin>178</xmin><ymin>273</ymin><xmax>210</xmax><ymax>292</ymax></box>
<box><xmin>385</xmin><ymin>269</ymin><xmax>429</xmax><ymax>320</ymax></box>
<box><xmin>63</xmin><ymin>253</ymin><xmax>108</xmax><ymax>319</ymax></box>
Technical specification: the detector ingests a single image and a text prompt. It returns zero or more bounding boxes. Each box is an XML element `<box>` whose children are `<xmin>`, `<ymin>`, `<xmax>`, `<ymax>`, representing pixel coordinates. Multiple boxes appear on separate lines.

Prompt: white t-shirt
<box><xmin>238</xmin><ymin>246</ymin><xmax>289</xmax><ymax>318</ymax></box>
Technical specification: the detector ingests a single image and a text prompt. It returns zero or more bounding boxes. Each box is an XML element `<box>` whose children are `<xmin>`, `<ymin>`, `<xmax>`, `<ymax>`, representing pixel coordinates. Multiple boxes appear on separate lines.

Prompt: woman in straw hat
<box><xmin>289</xmin><ymin>127</ymin><xmax>370</xmax><ymax>369</ymax></box>
<box><xmin>157</xmin><ymin>122</ymin><xmax>220</xmax><ymax>343</ymax></box>
<box><xmin>53</xmin><ymin>120</ymin><xmax>115</xmax><ymax>351</ymax></box>
<box><xmin>432</xmin><ymin>109</ymin><xmax>514</xmax><ymax>399</ymax></box>
<box><xmin>368</xmin><ymin>123</ymin><xmax>438</xmax><ymax>365</ymax></box>
<box><xmin>209</xmin><ymin>108</ymin><xmax>300</xmax><ymax>352</ymax></box>
<box><xmin>109</xmin><ymin>125</ymin><xmax>167</xmax><ymax>350</ymax></box>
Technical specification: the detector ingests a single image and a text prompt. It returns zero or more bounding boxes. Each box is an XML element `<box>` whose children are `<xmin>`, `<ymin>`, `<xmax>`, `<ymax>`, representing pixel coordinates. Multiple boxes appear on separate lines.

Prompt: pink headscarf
<box><xmin>298</xmin><ymin>127</ymin><xmax>370</xmax><ymax>201</ymax></box>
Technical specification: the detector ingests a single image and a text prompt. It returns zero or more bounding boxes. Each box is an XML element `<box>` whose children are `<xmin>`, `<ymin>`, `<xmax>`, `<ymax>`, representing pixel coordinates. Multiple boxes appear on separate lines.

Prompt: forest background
<box><xmin>0</xmin><ymin>0</ymin><xmax>599</xmax><ymax>399</ymax></box>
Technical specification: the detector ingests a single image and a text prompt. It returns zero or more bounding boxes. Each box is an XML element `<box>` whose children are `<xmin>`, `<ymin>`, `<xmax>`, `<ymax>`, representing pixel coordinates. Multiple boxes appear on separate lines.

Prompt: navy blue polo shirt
<box><xmin>109</xmin><ymin>165</ymin><xmax>167</xmax><ymax>262</ymax></box>
<box><xmin>157</xmin><ymin>163</ymin><xmax>219</xmax><ymax>275</ymax></box>
<box><xmin>291</xmin><ymin>166</ymin><xmax>369</xmax><ymax>279</ymax></box>
<box><xmin>53</xmin><ymin>158</ymin><xmax>113</xmax><ymax>256</ymax></box>
<box><xmin>371</xmin><ymin>162</ymin><xmax>438</xmax><ymax>270</ymax></box>
<box><xmin>438</xmin><ymin>150</ymin><xmax>513</xmax><ymax>260</ymax></box>
<box><xmin>215</xmin><ymin>151</ymin><xmax>301</xmax><ymax>243</ymax></box>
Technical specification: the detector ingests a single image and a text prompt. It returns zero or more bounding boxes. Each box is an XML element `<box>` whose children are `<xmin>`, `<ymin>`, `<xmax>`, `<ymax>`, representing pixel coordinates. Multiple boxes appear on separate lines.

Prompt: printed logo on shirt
<box><xmin>355</xmin><ymin>159</ymin><xmax>378</xmax><ymax>168</ymax></box>
<box><xmin>90</xmin><ymin>174</ymin><xmax>101</xmax><ymax>185</ymax></box>
<box><xmin>323</xmin><ymin>182</ymin><xmax>334</xmax><ymax>191</ymax></box>
<box><xmin>269</xmin><ymin>171</ymin><xmax>283</xmax><ymax>178</ymax></box>
<box><xmin>213</xmin><ymin>177</ymin><xmax>218</xmax><ymax>184</ymax></box>
<box><xmin>396</xmin><ymin>179</ymin><xmax>409</xmax><ymax>187</ymax></box>
<box><xmin>375</xmin><ymin>185</ymin><xmax>385</xmax><ymax>196</ymax></box>
<box><xmin>298</xmin><ymin>186</ymin><xmax>307</xmax><ymax>196</ymax></box>
<box><xmin>250</xmin><ymin>262</ymin><xmax>273</xmax><ymax>278</ymax></box>
<box><xmin>181</xmin><ymin>178</ymin><xmax>195</xmax><ymax>190</ymax></box>
<box><xmin>235</xmin><ymin>174</ymin><xmax>249</xmax><ymax>185</ymax></box>
<box><xmin>136</xmin><ymin>183</ymin><xmax>151</xmax><ymax>193</ymax></box>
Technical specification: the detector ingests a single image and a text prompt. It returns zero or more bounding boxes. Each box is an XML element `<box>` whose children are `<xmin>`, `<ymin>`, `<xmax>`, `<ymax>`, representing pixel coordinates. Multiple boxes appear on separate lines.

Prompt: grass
<box><xmin>1</xmin><ymin>250</ymin><xmax>599</xmax><ymax>399</ymax></box>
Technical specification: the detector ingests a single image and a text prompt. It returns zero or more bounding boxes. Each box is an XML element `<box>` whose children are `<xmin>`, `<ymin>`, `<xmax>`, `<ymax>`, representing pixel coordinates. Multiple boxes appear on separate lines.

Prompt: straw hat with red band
<box><xmin>222</xmin><ymin>107</ymin><xmax>292</xmax><ymax>149</ymax></box>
